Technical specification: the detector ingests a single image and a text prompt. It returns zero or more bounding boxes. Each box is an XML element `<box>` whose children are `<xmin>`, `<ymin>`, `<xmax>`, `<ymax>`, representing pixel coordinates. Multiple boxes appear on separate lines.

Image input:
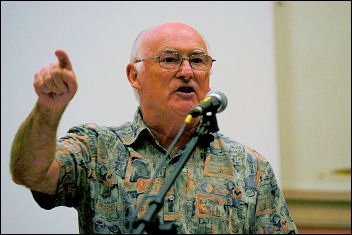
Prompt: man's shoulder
<box><xmin>64</xmin><ymin>122</ymin><xmax>134</xmax><ymax>142</ymax></box>
<box><xmin>212</xmin><ymin>133</ymin><xmax>276</xmax><ymax>189</ymax></box>
<box><xmin>212</xmin><ymin>132</ymin><xmax>269</xmax><ymax>165</ymax></box>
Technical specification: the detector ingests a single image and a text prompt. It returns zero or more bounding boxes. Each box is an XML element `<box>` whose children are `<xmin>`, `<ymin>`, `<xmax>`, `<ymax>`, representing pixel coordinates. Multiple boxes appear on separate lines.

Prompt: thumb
<box><xmin>55</xmin><ymin>49</ymin><xmax>73</xmax><ymax>70</ymax></box>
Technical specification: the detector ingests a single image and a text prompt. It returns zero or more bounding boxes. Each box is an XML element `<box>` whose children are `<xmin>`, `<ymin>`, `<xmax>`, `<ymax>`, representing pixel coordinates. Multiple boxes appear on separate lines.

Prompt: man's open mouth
<box><xmin>175</xmin><ymin>86</ymin><xmax>195</xmax><ymax>93</ymax></box>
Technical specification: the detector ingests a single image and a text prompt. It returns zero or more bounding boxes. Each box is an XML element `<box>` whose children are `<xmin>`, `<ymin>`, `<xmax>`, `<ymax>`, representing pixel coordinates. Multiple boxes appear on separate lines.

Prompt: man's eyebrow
<box><xmin>163</xmin><ymin>48</ymin><xmax>178</xmax><ymax>53</ymax></box>
<box><xmin>191</xmin><ymin>50</ymin><xmax>207</xmax><ymax>55</ymax></box>
<box><xmin>162</xmin><ymin>48</ymin><xmax>207</xmax><ymax>55</ymax></box>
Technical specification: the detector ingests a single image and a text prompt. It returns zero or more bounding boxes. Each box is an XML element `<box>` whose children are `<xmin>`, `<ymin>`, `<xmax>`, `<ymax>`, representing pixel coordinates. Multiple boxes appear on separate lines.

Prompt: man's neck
<box><xmin>140</xmin><ymin>107</ymin><xmax>199</xmax><ymax>154</ymax></box>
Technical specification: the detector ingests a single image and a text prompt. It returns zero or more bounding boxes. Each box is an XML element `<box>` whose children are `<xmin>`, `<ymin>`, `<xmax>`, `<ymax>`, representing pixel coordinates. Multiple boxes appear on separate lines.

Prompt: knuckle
<box><xmin>34</xmin><ymin>72</ymin><xmax>40</xmax><ymax>81</ymax></box>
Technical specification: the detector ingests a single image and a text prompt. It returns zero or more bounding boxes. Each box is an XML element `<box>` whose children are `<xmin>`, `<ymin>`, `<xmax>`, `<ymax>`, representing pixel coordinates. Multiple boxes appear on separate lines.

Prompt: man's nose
<box><xmin>176</xmin><ymin>58</ymin><xmax>193</xmax><ymax>79</ymax></box>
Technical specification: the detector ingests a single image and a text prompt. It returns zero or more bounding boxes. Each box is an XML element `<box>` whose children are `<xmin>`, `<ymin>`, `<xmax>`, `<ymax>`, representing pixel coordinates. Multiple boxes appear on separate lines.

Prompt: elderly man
<box><xmin>10</xmin><ymin>22</ymin><xmax>297</xmax><ymax>233</ymax></box>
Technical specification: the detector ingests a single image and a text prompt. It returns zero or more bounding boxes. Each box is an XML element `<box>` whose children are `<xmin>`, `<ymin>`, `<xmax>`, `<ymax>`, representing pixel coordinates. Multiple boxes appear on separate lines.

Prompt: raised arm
<box><xmin>10</xmin><ymin>49</ymin><xmax>78</xmax><ymax>195</ymax></box>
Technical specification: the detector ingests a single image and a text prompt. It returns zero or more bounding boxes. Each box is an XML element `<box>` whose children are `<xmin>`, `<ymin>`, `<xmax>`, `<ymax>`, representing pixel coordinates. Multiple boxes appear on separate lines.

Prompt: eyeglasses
<box><xmin>135</xmin><ymin>51</ymin><xmax>216</xmax><ymax>71</ymax></box>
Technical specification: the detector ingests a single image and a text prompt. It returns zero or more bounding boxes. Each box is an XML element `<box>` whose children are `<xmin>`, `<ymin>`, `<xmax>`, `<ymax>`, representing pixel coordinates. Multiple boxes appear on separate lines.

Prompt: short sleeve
<box><xmin>254</xmin><ymin>159</ymin><xmax>298</xmax><ymax>234</ymax></box>
<box><xmin>32</xmin><ymin>124</ymin><xmax>95</xmax><ymax>209</ymax></box>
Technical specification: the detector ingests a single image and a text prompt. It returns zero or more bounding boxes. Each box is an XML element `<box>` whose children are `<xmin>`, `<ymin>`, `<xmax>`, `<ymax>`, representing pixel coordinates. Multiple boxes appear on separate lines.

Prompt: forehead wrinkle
<box><xmin>162</xmin><ymin>48</ymin><xmax>207</xmax><ymax>56</ymax></box>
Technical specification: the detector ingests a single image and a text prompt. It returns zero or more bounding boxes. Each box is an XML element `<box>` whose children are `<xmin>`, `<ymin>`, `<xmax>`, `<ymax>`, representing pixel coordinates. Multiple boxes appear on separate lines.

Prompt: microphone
<box><xmin>189</xmin><ymin>90</ymin><xmax>228</xmax><ymax>117</ymax></box>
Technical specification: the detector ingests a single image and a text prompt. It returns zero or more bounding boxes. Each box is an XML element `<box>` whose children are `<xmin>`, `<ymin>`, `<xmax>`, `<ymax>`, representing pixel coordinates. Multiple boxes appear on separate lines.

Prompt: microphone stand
<box><xmin>129</xmin><ymin>111</ymin><xmax>219</xmax><ymax>234</ymax></box>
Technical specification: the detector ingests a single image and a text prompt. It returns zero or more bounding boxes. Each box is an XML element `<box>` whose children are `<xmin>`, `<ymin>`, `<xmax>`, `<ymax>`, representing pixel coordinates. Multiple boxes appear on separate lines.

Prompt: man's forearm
<box><xmin>10</xmin><ymin>101</ymin><xmax>63</xmax><ymax>188</ymax></box>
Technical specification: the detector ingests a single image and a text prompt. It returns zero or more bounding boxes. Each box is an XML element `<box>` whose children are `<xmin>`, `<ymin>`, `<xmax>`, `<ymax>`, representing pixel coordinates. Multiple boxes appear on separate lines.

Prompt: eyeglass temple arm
<box><xmin>135</xmin><ymin>56</ymin><xmax>159</xmax><ymax>63</ymax></box>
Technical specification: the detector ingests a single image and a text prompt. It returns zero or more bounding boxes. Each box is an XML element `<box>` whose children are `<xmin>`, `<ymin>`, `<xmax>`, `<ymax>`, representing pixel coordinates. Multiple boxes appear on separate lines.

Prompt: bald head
<box><xmin>130</xmin><ymin>22</ymin><xmax>210</xmax><ymax>72</ymax></box>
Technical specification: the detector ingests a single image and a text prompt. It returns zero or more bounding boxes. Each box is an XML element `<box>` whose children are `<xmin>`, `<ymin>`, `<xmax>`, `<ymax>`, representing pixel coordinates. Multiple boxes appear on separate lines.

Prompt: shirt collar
<box><xmin>115</xmin><ymin>107</ymin><xmax>218</xmax><ymax>153</ymax></box>
<box><xmin>114</xmin><ymin>107</ymin><xmax>155</xmax><ymax>146</ymax></box>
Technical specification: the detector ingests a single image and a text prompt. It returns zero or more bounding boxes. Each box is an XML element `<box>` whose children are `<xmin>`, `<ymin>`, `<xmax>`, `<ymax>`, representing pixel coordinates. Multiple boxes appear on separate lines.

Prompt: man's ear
<box><xmin>126</xmin><ymin>64</ymin><xmax>141</xmax><ymax>90</ymax></box>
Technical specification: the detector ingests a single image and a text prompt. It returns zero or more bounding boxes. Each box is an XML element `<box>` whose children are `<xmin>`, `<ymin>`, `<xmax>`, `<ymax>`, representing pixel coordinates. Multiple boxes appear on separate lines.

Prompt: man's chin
<box><xmin>172</xmin><ymin>104</ymin><xmax>195</xmax><ymax>117</ymax></box>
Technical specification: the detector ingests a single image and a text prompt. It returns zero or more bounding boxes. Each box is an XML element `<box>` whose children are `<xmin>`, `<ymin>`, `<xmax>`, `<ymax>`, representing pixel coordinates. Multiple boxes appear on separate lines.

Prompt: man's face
<box><xmin>135</xmin><ymin>23</ymin><xmax>211</xmax><ymax>119</ymax></box>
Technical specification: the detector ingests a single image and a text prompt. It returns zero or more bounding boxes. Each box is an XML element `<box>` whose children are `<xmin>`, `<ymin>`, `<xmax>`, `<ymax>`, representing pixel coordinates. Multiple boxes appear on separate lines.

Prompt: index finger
<box><xmin>55</xmin><ymin>49</ymin><xmax>73</xmax><ymax>70</ymax></box>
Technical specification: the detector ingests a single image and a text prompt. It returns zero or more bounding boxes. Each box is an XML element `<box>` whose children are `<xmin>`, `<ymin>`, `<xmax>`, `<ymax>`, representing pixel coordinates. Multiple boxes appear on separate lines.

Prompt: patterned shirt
<box><xmin>32</xmin><ymin>108</ymin><xmax>298</xmax><ymax>234</ymax></box>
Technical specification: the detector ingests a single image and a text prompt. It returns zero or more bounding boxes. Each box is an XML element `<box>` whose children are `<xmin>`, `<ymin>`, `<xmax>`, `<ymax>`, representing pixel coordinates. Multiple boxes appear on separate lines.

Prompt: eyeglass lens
<box><xmin>159</xmin><ymin>53</ymin><xmax>212</xmax><ymax>71</ymax></box>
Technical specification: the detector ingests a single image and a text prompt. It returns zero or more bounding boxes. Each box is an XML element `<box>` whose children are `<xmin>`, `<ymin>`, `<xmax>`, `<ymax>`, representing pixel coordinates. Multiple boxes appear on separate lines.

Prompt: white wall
<box><xmin>1</xmin><ymin>2</ymin><xmax>279</xmax><ymax>233</ymax></box>
<box><xmin>275</xmin><ymin>1</ymin><xmax>351</xmax><ymax>192</ymax></box>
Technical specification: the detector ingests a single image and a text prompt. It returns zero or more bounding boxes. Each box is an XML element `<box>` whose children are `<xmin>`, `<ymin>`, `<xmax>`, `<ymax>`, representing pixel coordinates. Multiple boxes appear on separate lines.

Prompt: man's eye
<box><xmin>191</xmin><ymin>55</ymin><xmax>206</xmax><ymax>64</ymax></box>
<box><xmin>161</xmin><ymin>56</ymin><xmax>179</xmax><ymax>63</ymax></box>
<box><xmin>191</xmin><ymin>58</ymin><xmax>204</xmax><ymax>64</ymax></box>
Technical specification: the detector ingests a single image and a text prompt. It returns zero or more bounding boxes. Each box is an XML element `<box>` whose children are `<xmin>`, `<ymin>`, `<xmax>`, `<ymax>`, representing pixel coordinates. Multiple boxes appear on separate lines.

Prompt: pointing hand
<box><xmin>33</xmin><ymin>49</ymin><xmax>78</xmax><ymax>112</ymax></box>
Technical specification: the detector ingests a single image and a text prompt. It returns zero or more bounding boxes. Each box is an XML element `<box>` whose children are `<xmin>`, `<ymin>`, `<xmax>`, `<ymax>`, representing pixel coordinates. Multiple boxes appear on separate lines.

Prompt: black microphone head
<box><xmin>205</xmin><ymin>90</ymin><xmax>228</xmax><ymax>113</ymax></box>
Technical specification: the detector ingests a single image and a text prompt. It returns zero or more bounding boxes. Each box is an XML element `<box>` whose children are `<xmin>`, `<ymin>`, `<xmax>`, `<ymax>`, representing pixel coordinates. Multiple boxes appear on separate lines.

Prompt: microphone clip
<box><xmin>188</xmin><ymin>98</ymin><xmax>221</xmax><ymax>118</ymax></box>
<box><xmin>198</xmin><ymin>110</ymin><xmax>219</xmax><ymax>134</ymax></box>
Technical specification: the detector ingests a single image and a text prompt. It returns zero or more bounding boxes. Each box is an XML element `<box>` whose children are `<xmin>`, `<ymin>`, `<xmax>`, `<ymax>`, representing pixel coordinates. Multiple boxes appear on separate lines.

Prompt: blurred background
<box><xmin>275</xmin><ymin>1</ymin><xmax>350</xmax><ymax>233</ymax></box>
<box><xmin>1</xmin><ymin>1</ymin><xmax>350</xmax><ymax>234</ymax></box>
